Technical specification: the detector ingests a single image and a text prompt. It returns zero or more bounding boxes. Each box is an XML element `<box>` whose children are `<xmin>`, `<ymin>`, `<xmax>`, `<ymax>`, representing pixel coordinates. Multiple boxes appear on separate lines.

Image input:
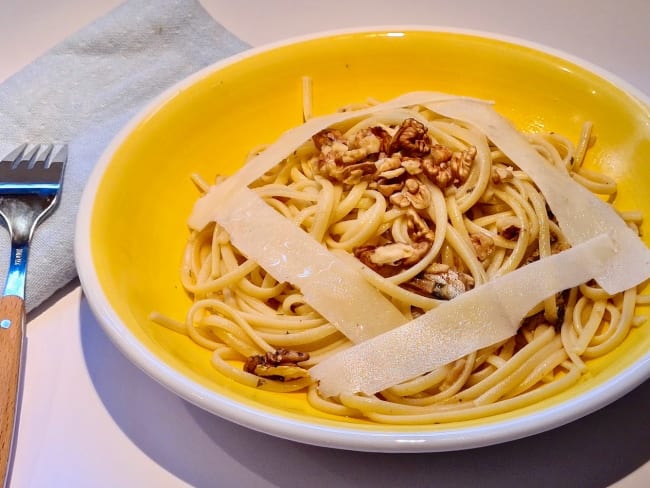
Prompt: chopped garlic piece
<box><xmin>311</xmin><ymin>234</ymin><xmax>616</xmax><ymax>397</ymax></box>
<box><xmin>214</xmin><ymin>188</ymin><xmax>407</xmax><ymax>343</ymax></box>
<box><xmin>426</xmin><ymin>99</ymin><xmax>650</xmax><ymax>295</ymax></box>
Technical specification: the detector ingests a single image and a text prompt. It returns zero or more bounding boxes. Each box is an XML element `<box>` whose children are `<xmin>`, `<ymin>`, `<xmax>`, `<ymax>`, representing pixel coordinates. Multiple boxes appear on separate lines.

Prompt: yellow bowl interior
<box><xmin>89</xmin><ymin>30</ymin><xmax>650</xmax><ymax>433</ymax></box>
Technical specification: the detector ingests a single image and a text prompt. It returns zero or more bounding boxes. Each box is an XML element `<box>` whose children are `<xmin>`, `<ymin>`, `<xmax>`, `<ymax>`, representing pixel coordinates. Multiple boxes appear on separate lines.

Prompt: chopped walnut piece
<box><xmin>491</xmin><ymin>165</ymin><xmax>514</xmax><ymax>184</ymax></box>
<box><xmin>450</xmin><ymin>146</ymin><xmax>476</xmax><ymax>184</ymax></box>
<box><xmin>407</xmin><ymin>178</ymin><xmax>432</xmax><ymax>209</ymax></box>
<box><xmin>341</xmin><ymin>147</ymin><xmax>369</xmax><ymax>164</ymax></box>
<box><xmin>379</xmin><ymin>167</ymin><xmax>406</xmax><ymax>180</ymax></box>
<box><xmin>349</xmin><ymin>127</ymin><xmax>383</xmax><ymax>155</ymax></box>
<box><xmin>367</xmin><ymin>243</ymin><xmax>414</xmax><ymax>265</ymax></box>
<box><xmin>355</xmin><ymin>245</ymin><xmax>397</xmax><ymax>277</ymax></box>
<box><xmin>312</xmin><ymin>129</ymin><xmax>345</xmax><ymax>150</ymax></box>
<box><xmin>311</xmin><ymin>128</ymin><xmax>383</xmax><ymax>184</ymax></box>
<box><xmin>389</xmin><ymin>178</ymin><xmax>431</xmax><ymax>209</ymax></box>
<box><xmin>470</xmin><ymin>232</ymin><xmax>495</xmax><ymax>261</ymax></box>
<box><xmin>340</xmin><ymin>161</ymin><xmax>378</xmax><ymax>184</ymax></box>
<box><xmin>402</xmin><ymin>241</ymin><xmax>432</xmax><ymax>266</ymax></box>
<box><xmin>376</xmin><ymin>156</ymin><xmax>402</xmax><ymax>174</ymax></box>
<box><xmin>362</xmin><ymin>242</ymin><xmax>428</xmax><ymax>266</ymax></box>
<box><xmin>316</xmin><ymin>138</ymin><xmax>348</xmax><ymax>178</ymax></box>
<box><xmin>406</xmin><ymin>268</ymin><xmax>475</xmax><ymax>300</ymax></box>
<box><xmin>244</xmin><ymin>348</ymin><xmax>310</xmax><ymax>382</ymax></box>
<box><xmin>430</xmin><ymin>144</ymin><xmax>453</xmax><ymax>164</ymax></box>
<box><xmin>374</xmin><ymin>156</ymin><xmax>416</xmax><ymax>197</ymax></box>
<box><xmin>268</xmin><ymin>348</ymin><xmax>309</xmax><ymax>364</ymax></box>
<box><xmin>389</xmin><ymin>118</ymin><xmax>432</xmax><ymax>157</ymax></box>
<box><xmin>375</xmin><ymin>179</ymin><xmax>404</xmax><ymax>197</ymax></box>
<box><xmin>376</xmin><ymin>156</ymin><xmax>405</xmax><ymax>179</ymax></box>
<box><xmin>355</xmin><ymin>240</ymin><xmax>432</xmax><ymax>276</ymax></box>
<box><xmin>401</xmin><ymin>158</ymin><xmax>423</xmax><ymax>175</ymax></box>
<box><xmin>389</xmin><ymin>192</ymin><xmax>412</xmax><ymax>208</ymax></box>
<box><xmin>422</xmin><ymin>144</ymin><xmax>476</xmax><ymax>189</ymax></box>
<box><xmin>422</xmin><ymin>147</ymin><xmax>453</xmax><ymax>188</ymax></box>
<box><xmin>406</xmin><ymin>208</ymin><xmax>435</xmax><ymax>242</ymax></box>
<box><xmin>369</xmin><ymin>125</ymin><xmax>393</xmax><ymax>154</ymax></box>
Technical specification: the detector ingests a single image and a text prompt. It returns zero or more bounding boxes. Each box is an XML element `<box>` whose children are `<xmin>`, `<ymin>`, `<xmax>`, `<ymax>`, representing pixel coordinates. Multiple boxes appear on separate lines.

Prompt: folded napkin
<box><xmin>0</xmin><ymin>0</ymin><xmax>249</xmax><ymax>312</ymax></box>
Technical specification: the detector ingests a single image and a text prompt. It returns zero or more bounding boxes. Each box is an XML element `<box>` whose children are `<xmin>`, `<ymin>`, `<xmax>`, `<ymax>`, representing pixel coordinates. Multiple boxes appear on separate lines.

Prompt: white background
<box><xmin>2</xmin><ymin>1</ymin><xmax>649</xmax><ymax>487</ymax></box>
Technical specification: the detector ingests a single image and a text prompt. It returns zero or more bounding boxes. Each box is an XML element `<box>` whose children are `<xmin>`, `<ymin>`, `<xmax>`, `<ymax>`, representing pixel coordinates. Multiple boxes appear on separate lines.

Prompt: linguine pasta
<box><xmin>151</xmin><ymin>92</ymin><xmax>649</xmax><ymax>424</ymax></box>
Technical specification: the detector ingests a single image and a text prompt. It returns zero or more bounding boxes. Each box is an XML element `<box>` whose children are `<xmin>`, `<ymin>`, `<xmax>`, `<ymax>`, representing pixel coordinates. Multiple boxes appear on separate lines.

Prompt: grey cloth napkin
<box><xmin>0</xmin><ymin>0</ymin><xmax>249</xmax><ymax>311</ymax></box>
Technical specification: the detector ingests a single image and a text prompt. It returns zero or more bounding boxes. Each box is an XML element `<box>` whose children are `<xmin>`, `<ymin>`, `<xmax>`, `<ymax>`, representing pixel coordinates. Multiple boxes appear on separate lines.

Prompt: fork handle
<box><xmin>0</xmin><ymin>295</ymin><xmax>25</xmax><ymax>487</ymax></box>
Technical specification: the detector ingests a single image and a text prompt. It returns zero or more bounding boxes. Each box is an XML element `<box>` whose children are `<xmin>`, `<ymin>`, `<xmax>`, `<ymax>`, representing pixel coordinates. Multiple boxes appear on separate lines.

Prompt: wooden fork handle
<box><xmin>0</xmin><ymin>295</ymin><xmax>25</xmax><ymax>487</ymax></box>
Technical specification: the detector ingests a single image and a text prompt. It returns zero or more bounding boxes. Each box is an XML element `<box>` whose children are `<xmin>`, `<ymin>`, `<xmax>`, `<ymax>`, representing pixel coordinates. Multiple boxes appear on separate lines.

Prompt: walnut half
<box><xmin>311</xmin><ymin>128</ymin><xmax>380</xmax><ymax>184</ymax></box>
<box><xmin>389</xmin><ymin>118</ymin><xmax>432</xmax><ymax>157</ymax></box>
<box><xmin>422</xmin><ymin>145</ymin><xmax>476</xmax><ymax>188</ymax></box>
<box><xmin>389</xmin><ymin>178</ymin><xmax>431</xmax><ymax>210</ymax></box>
<box><xmin>405</xmin><ymin>265</ymin><xmax>475</xmax><ymax>300</ymax></box>
<box><xmin>355</xmin><ymin>240</ymin><xmax>432</xmax><ymax>277</ymax></box>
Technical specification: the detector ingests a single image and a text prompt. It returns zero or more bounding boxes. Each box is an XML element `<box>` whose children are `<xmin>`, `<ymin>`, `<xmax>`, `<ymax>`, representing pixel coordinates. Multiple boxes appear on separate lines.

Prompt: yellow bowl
<box><xmin>75</xmin><ymin>27</ymin><xmax>650</xmax><ymax>452</ymax></box>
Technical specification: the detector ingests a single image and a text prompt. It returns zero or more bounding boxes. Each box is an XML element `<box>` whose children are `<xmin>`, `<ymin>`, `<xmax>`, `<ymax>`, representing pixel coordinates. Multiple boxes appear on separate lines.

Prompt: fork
<box><xmin>0</xmin><ymin>143</ymin><xmax>67</xmax><ymax>487</ymax></box>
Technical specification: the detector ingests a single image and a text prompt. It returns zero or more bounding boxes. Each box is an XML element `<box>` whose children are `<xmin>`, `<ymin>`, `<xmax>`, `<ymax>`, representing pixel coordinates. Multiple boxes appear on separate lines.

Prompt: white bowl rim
<box><xmin>74</xmin><ymin>25</ymin><xmax>650</xmax><ymax>453</ymax></box>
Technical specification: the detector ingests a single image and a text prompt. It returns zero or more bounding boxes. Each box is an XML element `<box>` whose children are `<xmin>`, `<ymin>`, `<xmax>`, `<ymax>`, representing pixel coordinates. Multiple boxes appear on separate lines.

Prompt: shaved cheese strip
<box><xmin>188</xmin><ymin>91</ymin><xmax>479</xmax><ymax>230</ymax></box>
<box><xmin>311</xmin><ymin>233</ymin><xmax>616</xmax><ymax>397</ymax></box>
<box><xmin>214</xmin><ymin>187</ymin><xmax>407</xmax><ymax>343</ymax></box>
<box><xmin>426</xmin><ymin>99</ymin><xmax>650</xmax><ymax>294</ymax></box>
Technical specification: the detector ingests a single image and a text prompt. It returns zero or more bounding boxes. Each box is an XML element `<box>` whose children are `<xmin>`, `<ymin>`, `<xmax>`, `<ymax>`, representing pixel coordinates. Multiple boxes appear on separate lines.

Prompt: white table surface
<box><xmin>2</xmin><ymin>1</ymin><xmax>649</xmax><ymax>487</ymax></box>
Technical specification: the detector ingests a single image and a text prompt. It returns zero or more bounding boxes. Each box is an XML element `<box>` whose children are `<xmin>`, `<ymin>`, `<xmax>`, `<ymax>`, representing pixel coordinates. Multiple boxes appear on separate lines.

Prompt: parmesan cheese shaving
<box><xmin>310</xmin><ymin>233</ymin><xmax>616</xmax><ymax>397</ymax></box>
<box><xmin>214</xmin><ymin>187</ymin><xmax>407</xmax><ymax>343</ymax></box>
<box><xmin>425</xmin><ymin>99</ymin><xmax>650</xmax><ymax>294</ymax></box>
<box><xmin>188</xmin><ymin>92</ymin><xmax>478</xmax><ymax>231</ymax></box>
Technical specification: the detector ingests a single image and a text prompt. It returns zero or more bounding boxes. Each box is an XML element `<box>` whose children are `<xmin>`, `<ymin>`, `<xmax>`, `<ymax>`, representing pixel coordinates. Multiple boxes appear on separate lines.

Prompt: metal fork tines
<box><xmin>0</xmin><ymin>143</ymin><xmax>67</xmax><ymax>195</ymax></box>
<box><xmin>0</xmin><ymin>143</ymin><xmax>67</xmax><ymax>297</ymax></box>
<box><xmin>0</xmin><ymin>143</ymin><xmax>67</xmax><ymax>488</ymax></box>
